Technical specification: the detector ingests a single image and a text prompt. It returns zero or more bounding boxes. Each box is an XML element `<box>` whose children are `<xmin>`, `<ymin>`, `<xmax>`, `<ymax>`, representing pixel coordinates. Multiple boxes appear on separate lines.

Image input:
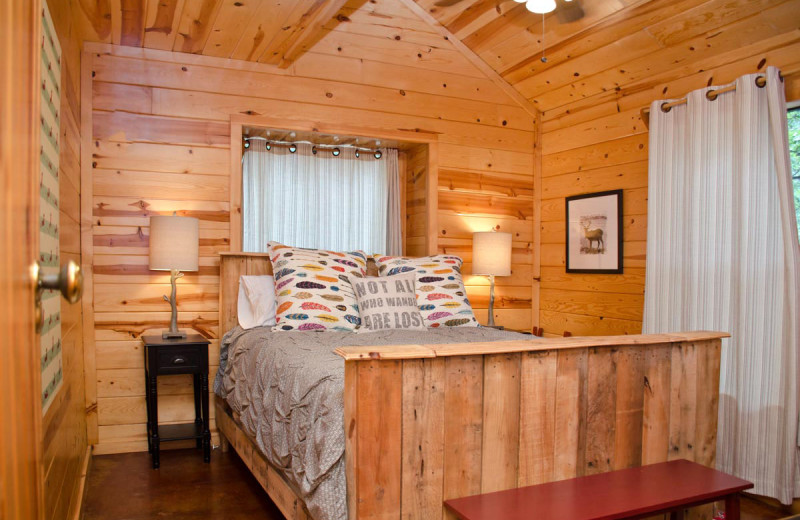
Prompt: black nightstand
<box><xmin>143</xmin><ymin>334</ymin><xmax>211</xmax><ymax>469</ymax></box>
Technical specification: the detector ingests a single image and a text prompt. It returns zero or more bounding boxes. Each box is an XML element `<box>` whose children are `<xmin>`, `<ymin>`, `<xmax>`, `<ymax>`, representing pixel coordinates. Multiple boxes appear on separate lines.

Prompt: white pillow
<box><xmin>237</xmin><ymin>275</ymin><xmax>277</xmax><ymax>329</ymax></box>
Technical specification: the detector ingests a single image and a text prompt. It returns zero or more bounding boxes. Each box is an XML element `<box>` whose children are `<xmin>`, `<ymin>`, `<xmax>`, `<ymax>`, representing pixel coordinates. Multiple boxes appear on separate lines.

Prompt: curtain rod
<box><xmin>243</xmin><ymin>135</ymin><xmax>384</xmax><ymax>153</ymax></box>
<box><xmin>640</xmin><ymin>74</ymin><xmax>771</xmax><ymax>127</ymax></box>
<box><xmin>242</xmin><ymin>136</ymin><xmax>385</xmax><ymax>158</ymax></box>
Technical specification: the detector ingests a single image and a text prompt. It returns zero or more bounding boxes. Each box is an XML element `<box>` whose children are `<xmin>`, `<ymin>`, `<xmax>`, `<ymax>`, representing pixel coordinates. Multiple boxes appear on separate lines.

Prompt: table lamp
<box><xmin>472</xmin><ymin>231</ymin><xmax>512</xmax><ymax>327</ymax></box>
<box><xmin>149</xmin><ymin>215</ymin><xmax>199</xmax><ymax>339</ymax></box>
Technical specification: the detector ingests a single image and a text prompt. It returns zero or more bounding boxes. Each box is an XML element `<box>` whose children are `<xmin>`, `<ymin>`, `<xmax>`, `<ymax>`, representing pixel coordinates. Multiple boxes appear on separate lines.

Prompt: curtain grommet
<box><xmin>660</xmin><ymin>102</ymin><xmax>672</xmax><ymax>113</ymax></box>
<box><xmin>755</xmin><ymin>75</ymin><xmax>767</xmax><ymax>88</ymax></box>
<box><xmin>706</xmin><ymin>89</ymin><xmax>719</xmax><ymax>101</ymax></box>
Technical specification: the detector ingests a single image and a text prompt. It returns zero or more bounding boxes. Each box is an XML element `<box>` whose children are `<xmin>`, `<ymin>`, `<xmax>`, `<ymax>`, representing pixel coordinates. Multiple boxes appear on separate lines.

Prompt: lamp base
<box><xmin>162</xmin><ymin>269</ymin><xmax>186</xmax><ymax>340</ymax></box>
<box><xmin>162</xmin><ymin>330</ymin><xmax>188</xmax><ymax>339</ymax></box>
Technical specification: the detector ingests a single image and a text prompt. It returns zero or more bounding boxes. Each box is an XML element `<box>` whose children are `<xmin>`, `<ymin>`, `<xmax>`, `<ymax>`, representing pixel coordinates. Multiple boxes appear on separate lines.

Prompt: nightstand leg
<box><xmin>193</xmin><ymin>374</ymin><xmax>202</xmax><ymax>449</ymax></box>
<box><xmin>150</xmin><ymin>375</ymin><xmax>160</xmax><ymax>469</ymax></box>
<box><xmin>145</xmin><ymin>370</ymin><xmax>152</xmax><ymax>454</ymax></box>
<box><xmin>201</xmin><ymin>373</ymin><xmax>210</xmax><ymax>463</ymax></box>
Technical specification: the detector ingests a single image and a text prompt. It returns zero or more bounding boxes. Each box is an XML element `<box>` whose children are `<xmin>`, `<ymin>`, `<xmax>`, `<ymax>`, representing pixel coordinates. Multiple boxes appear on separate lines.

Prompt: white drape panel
<box><xmin>385</xmin><ymin>148</ymin><xmax>402</xmax><ymax>256</ymax></box>
<box><xmin>644</xmin><ymin>67</ymin><xmax>800</xmax><ymax>503</ymax></box>
<box><xmin>242</xmin><ymin>141</ymin><xmax>401</xmax><ymax>255</ymax></box>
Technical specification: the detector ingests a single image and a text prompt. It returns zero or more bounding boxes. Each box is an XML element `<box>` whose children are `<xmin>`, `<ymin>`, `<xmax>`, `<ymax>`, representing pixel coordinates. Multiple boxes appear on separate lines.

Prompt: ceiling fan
<box><xmin>433</xmin><ymin>0</ymin><xmax>585</xmax><ymax>23</ymax></box>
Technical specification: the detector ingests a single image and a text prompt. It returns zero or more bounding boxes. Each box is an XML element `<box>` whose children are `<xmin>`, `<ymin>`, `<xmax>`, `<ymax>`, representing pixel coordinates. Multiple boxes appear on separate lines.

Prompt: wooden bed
<box><xmin>216</xmin><ymin>251</ymin><xmax>728</xmax><ymax>520</ymax></box>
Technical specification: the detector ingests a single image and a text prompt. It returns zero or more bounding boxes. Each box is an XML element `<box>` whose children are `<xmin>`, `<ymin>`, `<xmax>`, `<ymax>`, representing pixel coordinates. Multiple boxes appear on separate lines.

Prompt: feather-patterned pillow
<box><xmin>374</xmin><ymin>255</ymin><xmax>479</xmax><ymax>328</ymax></box>
<box><xmin>268</xmin><ymin>242</ymin><xmax>367</xmax><ymax>331</ymax></box>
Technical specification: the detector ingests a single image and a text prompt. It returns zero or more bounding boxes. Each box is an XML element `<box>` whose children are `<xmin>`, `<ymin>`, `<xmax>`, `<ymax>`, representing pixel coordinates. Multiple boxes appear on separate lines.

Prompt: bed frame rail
<box><xmin>215</xmin><ymin>396</ymin><xmax>311</xmax><ymax>520</ymax></box>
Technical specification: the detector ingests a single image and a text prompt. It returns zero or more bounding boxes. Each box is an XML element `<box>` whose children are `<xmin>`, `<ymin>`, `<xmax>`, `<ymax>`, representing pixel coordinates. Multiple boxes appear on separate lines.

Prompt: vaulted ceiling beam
<box><xmin>276</xmin><ymin>0</ymin><xmax>351</xmax><ymax>69</ymax></box>
<box><xmin>398</xmin><ymin>0</ymin><xmax>540</xmax><ymax>118</ymax></box>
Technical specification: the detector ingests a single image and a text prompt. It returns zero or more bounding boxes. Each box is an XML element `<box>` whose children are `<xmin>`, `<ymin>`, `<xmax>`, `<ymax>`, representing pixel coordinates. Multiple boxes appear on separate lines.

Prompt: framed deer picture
<box><xmin>565</xmin><ymin>189</ymin><xmax>623</xmax><ymax>274</ymax></box>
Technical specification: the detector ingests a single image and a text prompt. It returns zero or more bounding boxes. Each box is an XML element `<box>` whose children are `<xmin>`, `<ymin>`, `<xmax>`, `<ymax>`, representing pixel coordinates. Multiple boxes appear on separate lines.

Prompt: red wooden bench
<box><xmin>444</xmin><ymin>459</ymin><xmax>753</xmax><ymax>520</ymax></box>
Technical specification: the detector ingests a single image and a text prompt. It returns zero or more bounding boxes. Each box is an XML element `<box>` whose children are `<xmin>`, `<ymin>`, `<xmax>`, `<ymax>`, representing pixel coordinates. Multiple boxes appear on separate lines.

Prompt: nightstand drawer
<box><xmin>156</xmin><ymin>347</ymin><xmax>204</xmax><ymax>373</ymax></box>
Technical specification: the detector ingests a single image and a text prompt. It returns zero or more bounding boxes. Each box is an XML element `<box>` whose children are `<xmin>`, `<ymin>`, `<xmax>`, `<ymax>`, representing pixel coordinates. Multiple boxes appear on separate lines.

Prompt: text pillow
<box><xmin>349</xmin><ymin>273</ymin><xmax>426</xmax><ymax>332</ymax></box>
<box><xmin>268</xmin><ymin>242</ymin><xmax>367</xmax><ymax>332</ymax></box>
<box><xmin>237</xmin><ymin>275</ymin><xmax>277</xmax><ymax>329</ymax></box>
<box><xmin>374</xmin><ymin>255</ymin><xmax>479</xmax><ymax>328</ymax></box>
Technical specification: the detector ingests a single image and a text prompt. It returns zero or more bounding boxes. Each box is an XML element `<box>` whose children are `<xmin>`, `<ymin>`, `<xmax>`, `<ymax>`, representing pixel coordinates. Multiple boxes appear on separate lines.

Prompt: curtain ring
<box><xmin>755</xmin><ymin>75</ymin><xmax>766</xmax><ymax>88</ymax></box>
<box><xmin>706</xmin><ymin>89</ymin><xmax>718</xmax><ymax>101</ymax></box>
<box><xmin>660</xmin><ymin>102</ymin><xmax>672</xmax><ymax>113</ymax></box>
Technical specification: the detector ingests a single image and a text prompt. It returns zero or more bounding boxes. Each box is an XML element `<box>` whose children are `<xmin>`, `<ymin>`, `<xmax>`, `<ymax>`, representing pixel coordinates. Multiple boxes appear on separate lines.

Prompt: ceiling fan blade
<box><xmin>434</xmin><ymin>0</ymin><xmax>464</xmax><ymax>6</ymax></box>
<box><xmin>556</xmin><ymin>0</ymin><xmax>585</xmax><ymax>23</ymax></box>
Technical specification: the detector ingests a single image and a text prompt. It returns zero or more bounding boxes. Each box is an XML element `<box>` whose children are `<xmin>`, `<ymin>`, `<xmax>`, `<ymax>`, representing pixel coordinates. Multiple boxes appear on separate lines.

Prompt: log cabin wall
<box><xmin>44</xmin><ymin>1</ymin><xmax>89</xmax><ymax>517</ymax></box>
<box><xmin>531</xmin><ymin>1</ymin><xmax>800</xmax><ymax>337</ymax></box>
<box><xmin>80</xmin><ymin>0</ymin><xmax>535</xmax><ymax>455</ymax></box>
<box><xmin>403</xmin><ymin>143</ymin><xmax>434</xmax><ymax>257</ymax></box>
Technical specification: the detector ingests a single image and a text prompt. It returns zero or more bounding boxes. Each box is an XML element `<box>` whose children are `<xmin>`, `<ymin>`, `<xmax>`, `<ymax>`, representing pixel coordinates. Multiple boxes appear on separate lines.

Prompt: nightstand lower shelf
<box><xmin>156</xmin><ymin>422</ymin><xmax>204</xmax><ymax>442</ymax></box>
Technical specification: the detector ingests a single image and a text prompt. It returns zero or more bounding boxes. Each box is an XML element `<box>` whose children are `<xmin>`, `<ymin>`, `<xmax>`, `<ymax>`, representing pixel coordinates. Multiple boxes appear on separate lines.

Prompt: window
<box><xmin>241</xmin><ymin>140</ymin><xmax>402</xmax><ymax>255</ymax></box>
<box><xmin>790</xmin><ymin>106</ymin><xmax>800</xmax><ymax>238</ymax></box>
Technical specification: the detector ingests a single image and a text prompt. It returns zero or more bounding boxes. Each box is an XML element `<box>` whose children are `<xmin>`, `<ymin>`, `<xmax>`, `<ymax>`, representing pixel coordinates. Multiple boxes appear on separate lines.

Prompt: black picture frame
<box><xmin>565</xmin><ymin>189</ymin><xmax>623</xmax><ymax>274</ymax></box>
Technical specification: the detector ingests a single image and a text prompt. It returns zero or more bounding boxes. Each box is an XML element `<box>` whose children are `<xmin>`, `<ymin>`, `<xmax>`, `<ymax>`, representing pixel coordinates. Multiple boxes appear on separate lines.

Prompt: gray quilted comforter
<box><xmin>214</xmin><ymin>326</ymin><xmax>527</xmax><ymax>520</ymax></box>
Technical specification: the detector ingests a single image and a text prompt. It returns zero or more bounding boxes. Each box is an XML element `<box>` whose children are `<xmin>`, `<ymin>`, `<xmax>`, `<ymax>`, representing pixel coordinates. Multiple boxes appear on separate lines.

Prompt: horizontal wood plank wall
<box><xmin>44</xmin><ymin>1</ymin><xmax>89</xmax><ymax>518</ymax></box>
<box><xmin>345</xmin><ymin>338</ymin><xmax>722</xmax><ymax>520</ymax></box>
<box><xmin>536</xmin><ymin>0</ymin><xmax>800</xmax><ymax>337</ymax></box>
<box><xmin>84</xmin><ymin>0</ymin><xmax>535</xmax><ymax>454</ymax></box>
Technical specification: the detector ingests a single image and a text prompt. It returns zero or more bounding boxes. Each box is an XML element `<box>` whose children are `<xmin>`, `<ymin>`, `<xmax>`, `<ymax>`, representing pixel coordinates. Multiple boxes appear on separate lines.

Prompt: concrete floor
<box><xmin>82</xmin><ymin>448</ymin><xmax>283</xmax><ymax>520</ymax></box>
<box><xmin>82</xmin><ymin>447</ymin><xmax>791</xmax><ymax>520</ymax></box>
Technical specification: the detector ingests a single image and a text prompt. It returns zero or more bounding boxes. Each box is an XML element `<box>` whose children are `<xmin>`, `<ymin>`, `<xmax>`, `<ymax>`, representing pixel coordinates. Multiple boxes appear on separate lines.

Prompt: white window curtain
<box><xmin>643</xmin><ymin>66</ymin><xmax>799</xmax><ymax>503</ymax></box>
<box><xmin>242</xmin><ymin>141</ymin><xmax>402</xmax><ymax>255</ymax></box>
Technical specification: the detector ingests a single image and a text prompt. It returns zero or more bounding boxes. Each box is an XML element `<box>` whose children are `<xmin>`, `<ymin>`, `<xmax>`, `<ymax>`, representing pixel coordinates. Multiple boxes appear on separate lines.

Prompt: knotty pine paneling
<box><xmin>537</xmin><ymin>1</ymin><xmax>800</xmax><ymax>338</ymax></box>
<box><xmin>404</xmin><ymin>143</ymin><xmax>432</xmax><ymax>257</ymax></box>
<box><xmin>85</xmin><ymin>1</ymin><xmax>534</xmax><ymax>453</ymax></box>
<box><xmin>43</xmin><ymin>1</ymin><xmax>88</xmax><ymax>519</ymax></box>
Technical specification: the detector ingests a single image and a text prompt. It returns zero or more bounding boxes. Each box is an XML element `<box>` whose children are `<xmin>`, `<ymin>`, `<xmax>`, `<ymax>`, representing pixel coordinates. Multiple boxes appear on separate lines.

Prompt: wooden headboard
<box><xmin>219</xmin><ymin>252</ymin><xmax>379</xmax><ymax>334</ymax></box>
<box><xmin>219</xmin><ymin>252</ymin><xmax>273</xmax><ymax>334</ymax></box>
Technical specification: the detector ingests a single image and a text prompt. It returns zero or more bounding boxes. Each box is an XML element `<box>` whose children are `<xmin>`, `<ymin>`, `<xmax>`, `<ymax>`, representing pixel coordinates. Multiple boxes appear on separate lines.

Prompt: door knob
<box><xmin>38</xmin><ymin>260</ymin><xmax>83</xmax><ymax>303</ymax></box>
<box><xmin>34</xmin><ymin>260</ymin><xmax>83</xmax><ymax>333</ymax></box>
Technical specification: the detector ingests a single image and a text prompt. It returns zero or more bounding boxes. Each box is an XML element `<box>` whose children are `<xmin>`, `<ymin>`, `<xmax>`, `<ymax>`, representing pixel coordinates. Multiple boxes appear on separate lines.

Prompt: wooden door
<box><xmin>0</xmin><ymin>0</ymin><xmax>45</xmax><ymax>519</ymax></box>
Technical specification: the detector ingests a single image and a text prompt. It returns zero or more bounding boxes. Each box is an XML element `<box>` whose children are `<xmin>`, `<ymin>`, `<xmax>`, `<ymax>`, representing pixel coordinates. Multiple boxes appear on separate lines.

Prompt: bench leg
<box><xmin>724</xmin><ymin>493</ymin><xmax>740</xmax><ymax>520</ymax></box>
<box><xmin>669</xmin><ymin>510</ymin><xmax>685</xmax><ymax>520</ymax></box>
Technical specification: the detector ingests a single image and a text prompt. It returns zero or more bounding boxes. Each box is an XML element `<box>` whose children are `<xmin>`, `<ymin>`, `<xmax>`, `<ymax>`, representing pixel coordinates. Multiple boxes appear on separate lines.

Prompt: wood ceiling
<box><xmin>73</xmin><ymin>0</ymin><xmax>800</xmax><ymax>115</ymax></box>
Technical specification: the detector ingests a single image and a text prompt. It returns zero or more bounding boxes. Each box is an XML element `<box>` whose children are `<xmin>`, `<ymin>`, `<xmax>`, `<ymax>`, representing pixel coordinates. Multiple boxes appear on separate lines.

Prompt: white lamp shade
<box><xmin>472</xmin><ymin>232</ymin><xmax>512</xmax><ymax>276</ymax></box>
<box><xmin>149</xmin><ymin>216</ymin><xmax>199</xmax><ymax>271</ymax></box>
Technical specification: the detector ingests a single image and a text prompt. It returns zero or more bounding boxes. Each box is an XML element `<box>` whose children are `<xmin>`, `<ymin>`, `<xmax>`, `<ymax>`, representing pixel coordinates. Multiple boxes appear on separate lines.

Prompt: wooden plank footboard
<box><xmin>336</xmin><ymin>331</ymin><xmax>727</xmax><ymax>520</ymax></box>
